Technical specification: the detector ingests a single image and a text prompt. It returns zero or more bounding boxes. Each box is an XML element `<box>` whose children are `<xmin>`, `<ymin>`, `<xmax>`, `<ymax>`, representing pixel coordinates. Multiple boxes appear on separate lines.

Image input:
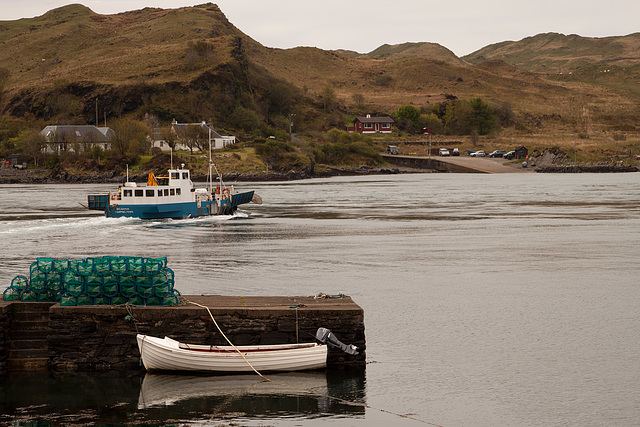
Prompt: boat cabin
<box><xmin>115</xmin><ymin>168</ymin><xmax>195</xmax><ymax>203</ymax></box>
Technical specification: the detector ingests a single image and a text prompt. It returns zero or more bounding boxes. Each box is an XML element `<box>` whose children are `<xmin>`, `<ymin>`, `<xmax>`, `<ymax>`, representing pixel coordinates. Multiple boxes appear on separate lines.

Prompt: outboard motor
<box><xmin>316</xmin><ymin>327</ymin><xmax>359</xmax><ymax>356</ymax></box>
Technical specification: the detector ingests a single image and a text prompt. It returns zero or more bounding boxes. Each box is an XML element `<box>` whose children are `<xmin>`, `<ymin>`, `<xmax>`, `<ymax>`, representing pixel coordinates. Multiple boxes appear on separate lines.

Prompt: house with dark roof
<box><xmin>348</xmin><ymin>114</ymin><xmax>394</xmax><ymax>134</ymax></box>
<box><xmin>40</xmin><ymin>125</ymin><xmax>115</xmax><ymax>153</ymax></box>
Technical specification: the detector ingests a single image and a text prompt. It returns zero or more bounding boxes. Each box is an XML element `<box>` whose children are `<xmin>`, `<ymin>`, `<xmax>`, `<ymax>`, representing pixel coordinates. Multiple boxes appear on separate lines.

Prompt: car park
<box><xmin>504</xmin><ymin>151</ymin><xmax>515</xmax><ymax>160</ymax></box>
<box><xmin>489</xmin><ymin>150</ymin><xmax>506</xmax><ymax>158</ymax></box>
<box><xmin>470</xmin><ymin>150</ymin><xmax>486</xmax><ymax>157</ymax></box>
<box><xmin>439</xmin><ymin>148</ymin><xmax>450</xmax><ymax>156</ymax></box>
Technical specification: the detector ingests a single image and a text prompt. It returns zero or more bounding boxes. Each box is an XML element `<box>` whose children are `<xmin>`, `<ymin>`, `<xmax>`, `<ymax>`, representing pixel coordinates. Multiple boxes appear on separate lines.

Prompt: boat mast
<box><xmin>208</xmin><ymin>124</ymin><xmax>213</xmax><ymax>193</ymax></box>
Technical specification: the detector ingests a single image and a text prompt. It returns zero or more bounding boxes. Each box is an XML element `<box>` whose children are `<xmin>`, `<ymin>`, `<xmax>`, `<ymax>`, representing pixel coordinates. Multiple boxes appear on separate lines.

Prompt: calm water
<box><xmin>1</xmin><ymin>172</ymin><xmax>640</xmax><ymax>426</ymax></box>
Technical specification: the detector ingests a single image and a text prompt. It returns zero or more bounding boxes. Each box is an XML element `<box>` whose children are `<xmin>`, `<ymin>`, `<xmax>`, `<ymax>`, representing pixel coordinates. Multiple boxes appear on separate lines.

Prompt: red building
<box><xmin>348</xmin><ymin>115</ymin><xmax>394</xmax><ymax>134</ymax></box>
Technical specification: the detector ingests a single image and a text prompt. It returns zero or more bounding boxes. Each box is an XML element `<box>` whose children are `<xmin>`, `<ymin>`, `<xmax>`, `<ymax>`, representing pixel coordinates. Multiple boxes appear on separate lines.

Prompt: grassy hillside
<box><xmin>0</xmin><ymin>5</ymin><xmax>639</xmax><ymax>169</ymax></box>
<box><xmin>464</xmin><ymin>32</ymin><xmax>640</xmax><ymax>74</ymax></box>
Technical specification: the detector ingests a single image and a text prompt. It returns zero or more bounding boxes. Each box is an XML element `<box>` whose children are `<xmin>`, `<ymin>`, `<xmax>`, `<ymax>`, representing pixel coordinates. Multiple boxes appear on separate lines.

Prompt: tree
<box><xmin>111</xmin><ymin>119</ymin><xmax>150</xmax><ymax>156</ymax></box>
<box><xmin>19</xmin><ymin>129</ymin><xmax>46</xmax><ymax>167</ymax></box>
<box><xmin>230</xmin><ymin>106</ymin><xmax>261</xmax><ymax>131</ymax></box>
<box><xmin>267</xmin><ymin>83</ymin><xmax>294</xmax><ymax>117</ymax></box>
<box><xmin>320</xmin><ymin>86</ymin><xmax>337</xmax><ymax>113</ymax></box>
<box><xmin>469</xmin><ymin>98</ymin><xmax>496</xmax><ymax>135</ymax></box>
<box><xmin>443</xmin><ymin>101</ymin><xmax>472</xmax><ymax>135</ymax></box>
<box><xmin>395</xmin><ymin>105</ymin><xmax>421</xmax><ymax>132</ymax></box>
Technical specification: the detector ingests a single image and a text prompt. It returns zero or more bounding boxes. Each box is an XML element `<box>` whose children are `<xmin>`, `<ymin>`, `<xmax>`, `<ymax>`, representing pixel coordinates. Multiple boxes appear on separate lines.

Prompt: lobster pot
<box><xmin>85</xmin><ymin>283</ymin><xmax>103</xmax><ymax>298</ymax></box>
<box><xmin>128</xmin><ymin>294</ymin><xmax>144</xmax><ymax>306</ymax></box>
<box><xmin>161</xmin><ymin>292</ymin><xmax>179</xmax><ymax>306</ymax></box>
<box><xmin>145</xmin><ymin>295</ymin><xmax>162</xmax><ymax>306</ymax></box>
<box><xmin>136</xmin><ymin>273</ymin><xmax>152</xmax><ymax>287</ymax></box>
<box><xmin>119</xmin><ymin>272</ymin><xmax>135</xmax><ymax>286</ymax></box>
<box><xmin>76</xmin><ymin>261</ymin><xmax>93</xmax><ymax>276</ymax></box>
<box><xmin>86</xmin><ymin>272</ymin><xmax>103</xmax><ymax>286</ymax></box>
<box><xmin>93</xmin><ymin>260</ymin><xmax>111</xmax><ymax>274</ymax></box>
<box><xmin>102</xmin><ymin>282</ymin><xmax>119</xmax><ymax>298</ymax></box>
<box><xmin>29</xmin><ymin>279</ymin><xmax>47</xmax><ymax>293</ymax></box>
<box><xmin>21</xmin><ymin>290</ymin><xmax>37</xmax><ymax>302</ymax></box>
<box><xmin>11</xmin><ymin>276</ymin><xmax>29</xmax><ymax>290</ymax></box>
<box><xmin>36</xmin><ymin>257</ymin><xmax>54</xmax><ymax>273</ymax></box>
<box><xmin>143</xmin><ymin>257</ymin><xmax>167</xmax><ymax>274</ymax></box>
<box><xmin>65</xmin><ymin>282</ymin><xmax>84</xmax><ymax>296</ymax></box>
<box><xmin>37</xmin><ymin>290</ymin><xmax>56</xmax><ymax>302</ymax></box>
<box><xmin>119</xmin><ymin>283</ymin><xmax>136</xmax><ymax>297</ymax></box>
<box><xmin>151</xmin><ymin>269</ymin><xmax>174</xmax><ymax>286</ymax></box>
<box><xmin>152</xmin><ymin>283</ymin><xmax>171</xmax><ymax>297</ymax></box>
<box><xmin>3</xmin><ymin>287</ymin><xmax>21</xmax><ymax>301</ymax></box>
<box><xmin>110</xmin><ymin>294</ymin><xmax>128</xmax><ymax>305</ymax></box>
<box><xmin>53</xmin><ymin>259</ymin><xmax>69</xmax><ymax>273</ymax></box>
<box><xmin>93</xmin><ymin>295</ymin><xmax>110</xmax><ymax>305</ymax></box>
<box><xmin>137</xmin><ymin>284</ymin><xmax>153</xmax><ymax>299</ymax></box>
<box><xmin>60</xmin><ymin>293</ymin><xmax>77</xmax><ymax>306</ymax></box>
<box><xmin>76</xmin><ymin>293</ymin><xmax>92</xmax><ymax>305</ymax></box>
<box><xmin>111</xmin><ymin>258</ymin><xmax>128</xmax><ymax>274</ymax></box>
<box><xmin>30</xmin><ymin>268</ymin><xmax>46</xmax><ymax>283</ymax></box>
<box><xmin>128</xmin><ymin>261</ymin><xmax>145</xmax><ymax>275</ymax></box>
<box><xmin>46</xmin><ymin>271</ymin><xmax>62</xmax><ymax>288</ymax></box>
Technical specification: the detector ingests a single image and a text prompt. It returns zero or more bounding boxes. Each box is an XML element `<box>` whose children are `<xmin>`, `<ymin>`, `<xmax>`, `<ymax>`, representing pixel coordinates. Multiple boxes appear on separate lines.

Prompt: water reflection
<box><xmin>0</xmin><ymin>368</ymin><xmax>365</xmax><ymax>424</ymax></box>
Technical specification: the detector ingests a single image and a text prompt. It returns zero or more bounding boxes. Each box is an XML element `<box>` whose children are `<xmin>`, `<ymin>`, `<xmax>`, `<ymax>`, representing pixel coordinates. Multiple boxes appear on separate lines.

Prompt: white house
<box><xmin>152</xmin><ymin>120</ymin><xmax>236</xmax><ymax>152</ymax></box>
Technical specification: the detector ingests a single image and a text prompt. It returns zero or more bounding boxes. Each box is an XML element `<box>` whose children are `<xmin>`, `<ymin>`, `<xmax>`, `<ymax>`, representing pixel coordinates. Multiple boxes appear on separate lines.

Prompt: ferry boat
<box><xmin>86</xmin><ymin>164</ymin><xmax>257</xmax><ymax>219</ymax></box>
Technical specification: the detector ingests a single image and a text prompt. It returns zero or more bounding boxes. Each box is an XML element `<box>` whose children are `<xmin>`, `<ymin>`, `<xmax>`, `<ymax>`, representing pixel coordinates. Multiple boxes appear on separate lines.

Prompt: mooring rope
<box><xmin>184</xmin><ymin>298</ymin><xmax>271</xmax><ymax>382</ymax></box>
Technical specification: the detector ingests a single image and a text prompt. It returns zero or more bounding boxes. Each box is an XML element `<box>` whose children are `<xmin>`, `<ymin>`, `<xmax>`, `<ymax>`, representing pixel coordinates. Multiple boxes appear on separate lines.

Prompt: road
<box><xmin>433</xmin><ymin>155</ymin><xmax>534</xmax><ymax>173</ymax></box>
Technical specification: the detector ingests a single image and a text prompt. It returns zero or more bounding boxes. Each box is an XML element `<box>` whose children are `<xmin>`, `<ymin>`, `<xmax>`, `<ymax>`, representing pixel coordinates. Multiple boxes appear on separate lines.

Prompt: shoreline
<box><xmin>0</xmin><ymin>165</ymin><xmax>429</xmax><ymax>184</ymax></box>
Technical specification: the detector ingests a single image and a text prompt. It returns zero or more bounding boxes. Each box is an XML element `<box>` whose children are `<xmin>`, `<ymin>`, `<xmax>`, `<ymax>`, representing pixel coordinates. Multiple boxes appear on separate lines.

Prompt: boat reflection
<box><xmin>137</xmin><ymin>369</ymin><xmax>366</xmax><ymax>419</ymax></box>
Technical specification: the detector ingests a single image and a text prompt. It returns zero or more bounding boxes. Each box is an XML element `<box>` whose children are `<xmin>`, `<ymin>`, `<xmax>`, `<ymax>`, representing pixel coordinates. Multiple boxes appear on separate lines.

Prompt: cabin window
<box><xmin>170</xmin><ymin>189</ymin><xmax>175</xmax><ymax>196</ymax></box>
<box><xmin>364</xmin><ymin>123</ymin><xmax>373</xmax><ymax>129</ymax></box>
<box><xmin>182</xmin><ymin>172</ymin><xmax>189</xmax><ymax>179</ymax></box>
<box><xmin>135</xmin><ymin>189</ymin><xmax>143</xmax><ymax>197</ymax></box>
<box><xmin>164</xmin><ymin>189</ymin><xmax>169</xmax><ymax>196</ymax></box>
<box><xmin>157</xmin><ymin>190</ymin><xmax>163</xmax><ymax>197</ymax></box>
<box><xmin>176</xmin><ymin>189</ymin><xmax>181</xmax><ymax>196</ymax></box>
<box><xmin>146</xmin><ymin>189</ymin><xmax>154</xmax><ymax>197</ymax></box>
<box><xmin>123</xmin><ymin>189</ymin><xmax>132</xmax><ymax>197</ymax></box>
<box><xmin>171</xmin><ymin>172</ymin><xmax>179</xmax><ymax>179</ymax></box>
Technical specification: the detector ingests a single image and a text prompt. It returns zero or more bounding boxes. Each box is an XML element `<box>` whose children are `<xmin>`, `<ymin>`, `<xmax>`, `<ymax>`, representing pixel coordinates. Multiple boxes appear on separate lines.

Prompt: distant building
<box><xmin>152</xmin><ymin>120</ymin><xmax>236</xmax><ymax>152</ymax></box>
<box><xmin>40</xmin><ymin>125</ymin><xmax>115</xmax><ymax>153</ymax></box>
<box><xmin>348</xmin><ymin>114</ymin><xmax>394</xmax><ymax>134</ymax></box>
<box><xmin>514</xmin><ymin>146</ymin><xmax>528</xmax><ymax>159</ymax></box>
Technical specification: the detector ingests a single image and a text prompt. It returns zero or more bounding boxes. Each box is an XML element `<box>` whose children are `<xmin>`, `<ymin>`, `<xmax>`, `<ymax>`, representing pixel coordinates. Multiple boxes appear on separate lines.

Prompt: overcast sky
<box><xmin>2</xmin><ymin>0</ymin><xmax>639</xmax><ymax>56</ymax></box>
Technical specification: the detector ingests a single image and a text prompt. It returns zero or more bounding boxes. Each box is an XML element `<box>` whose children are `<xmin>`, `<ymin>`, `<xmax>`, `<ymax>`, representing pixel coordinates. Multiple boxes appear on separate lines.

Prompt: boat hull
<box><xmin>136</xmin><ymin>334</ymin><xmax>328</xmax><ymax>373</ymax></box>
<box><xmin>94</xmin><ymin>191</ymin><xmax>254</xmax><ymax>219</ymax></box>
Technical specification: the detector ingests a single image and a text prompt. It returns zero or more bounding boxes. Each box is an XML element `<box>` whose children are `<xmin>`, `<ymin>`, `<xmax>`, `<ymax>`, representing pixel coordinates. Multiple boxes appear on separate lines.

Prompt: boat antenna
<box><xmin>126</xmin><ymin>164</ymin><xmax>129</xmax><ymax>182</ymax></box>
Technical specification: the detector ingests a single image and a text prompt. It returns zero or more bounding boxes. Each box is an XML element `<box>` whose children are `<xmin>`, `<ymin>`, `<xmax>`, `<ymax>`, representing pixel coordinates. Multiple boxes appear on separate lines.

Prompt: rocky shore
<box><xmin>0</xmin><ymin>165</ymin><xmax>421</xmax><ymax>184</ymax></box>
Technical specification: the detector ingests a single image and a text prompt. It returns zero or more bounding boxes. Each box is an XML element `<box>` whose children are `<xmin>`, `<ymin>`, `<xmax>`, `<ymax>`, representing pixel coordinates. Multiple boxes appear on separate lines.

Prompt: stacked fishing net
<box><xmin>2</xmin><ymin>256</ymin><xmax>180</xmax><ymax>306</ymax></box>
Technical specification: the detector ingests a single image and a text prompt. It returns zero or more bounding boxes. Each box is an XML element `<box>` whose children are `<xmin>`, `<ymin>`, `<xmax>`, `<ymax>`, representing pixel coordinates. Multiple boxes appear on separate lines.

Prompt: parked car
<box><xmin>452</xmin><ymin>148</ymin><xmax>460</xmax><ymax>156</ymax></box>
<box><xmin>439</xmin><ymin>148</ymin><xmax>450</xmax><ymax>157</ymax></box>
<box><xmin>489</xmin><ymin>150</ymin><xmax>506</xmax><ymax>158</ymax></box>
<box><xmin>470</xmin><ymin>151</ymin><xmax>486</xmax><ymax>157</ymax></box>
<box><xmin>504</xmin><ymin>151</ymin><xmax>516</xmax><ymax>160</ymax></box>
<box><xmin>386</xmin><ymin>145</ymin><xmax>399</xmax><ymax>155</ymax></box>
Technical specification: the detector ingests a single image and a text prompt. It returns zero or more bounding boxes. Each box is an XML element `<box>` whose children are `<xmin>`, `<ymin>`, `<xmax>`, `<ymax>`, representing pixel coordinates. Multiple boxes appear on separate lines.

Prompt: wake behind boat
<box><xmin>87</xmin><ymin>164</ymin><xmax>257</xmax><ymax>219</ymax></box>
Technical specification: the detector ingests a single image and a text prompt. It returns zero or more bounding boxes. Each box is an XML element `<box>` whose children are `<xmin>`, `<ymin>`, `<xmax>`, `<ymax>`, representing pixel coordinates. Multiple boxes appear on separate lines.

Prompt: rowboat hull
<box><xmin>136</xmin><ymin>334</ymin><xmax>328</xmax><ymax>373</ymax></box>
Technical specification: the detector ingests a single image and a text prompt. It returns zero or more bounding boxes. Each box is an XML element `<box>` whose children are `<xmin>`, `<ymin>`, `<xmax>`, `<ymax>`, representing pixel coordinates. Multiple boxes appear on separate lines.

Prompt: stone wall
<box><xmin>0</xmin><ymin>303</ymin><xmax>10</xmax><ymax>372</ymax></box>
<box><xmin>46</xmin><ymin>295</ymin><xmax>365</xmax><ymax>372</ymax></box>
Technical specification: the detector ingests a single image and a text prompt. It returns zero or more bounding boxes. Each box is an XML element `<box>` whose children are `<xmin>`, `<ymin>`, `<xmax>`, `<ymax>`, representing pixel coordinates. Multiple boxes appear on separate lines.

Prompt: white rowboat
<box><xmin>136</xmin><ymin>334</ymin><xmax>328</xmax><ymax>373</ymax></box>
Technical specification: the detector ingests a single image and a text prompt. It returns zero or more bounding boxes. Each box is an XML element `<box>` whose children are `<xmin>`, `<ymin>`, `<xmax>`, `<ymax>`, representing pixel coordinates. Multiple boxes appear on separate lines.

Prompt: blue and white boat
<box><xmin>87</xmin><ymin>164</ymin><xmax>257</xmax><ymax>219</ymax></box>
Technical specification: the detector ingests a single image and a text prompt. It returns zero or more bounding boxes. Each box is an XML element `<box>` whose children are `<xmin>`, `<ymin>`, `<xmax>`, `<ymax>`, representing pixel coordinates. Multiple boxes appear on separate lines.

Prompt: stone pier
<box><xmin>0</xmin><ymin>295</ymin><xmax>365</xmax><ymax>373</ymax></box>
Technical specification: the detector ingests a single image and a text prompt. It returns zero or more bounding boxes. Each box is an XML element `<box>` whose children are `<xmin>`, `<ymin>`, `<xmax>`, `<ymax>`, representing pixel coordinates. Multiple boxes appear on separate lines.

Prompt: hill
<box><xmin>0</xmin><ymin>4</ymin><xmax>639</xmax><ymax>171</ymax></box>
<box><xmin>464</xmin><ymin>32</ymin><xmax>640</xmax><ymax>73</ymax></box>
